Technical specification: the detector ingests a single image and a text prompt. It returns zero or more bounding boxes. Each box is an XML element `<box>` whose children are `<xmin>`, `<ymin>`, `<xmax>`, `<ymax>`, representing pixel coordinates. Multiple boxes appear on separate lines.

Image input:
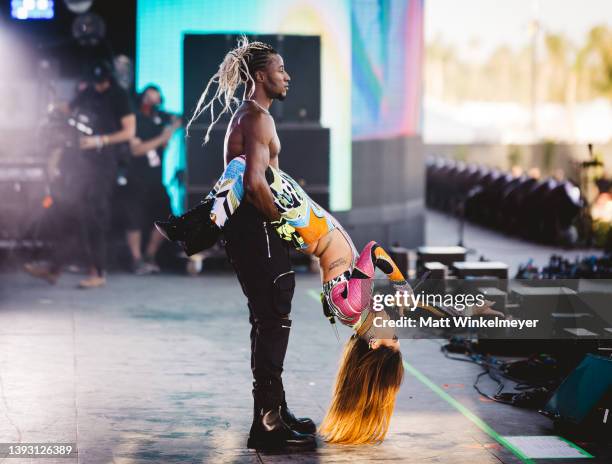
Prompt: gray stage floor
<box><xmin>0</xmin><ymin>210</ymin><xmax>608</xmax><ymax>463</ymax></box>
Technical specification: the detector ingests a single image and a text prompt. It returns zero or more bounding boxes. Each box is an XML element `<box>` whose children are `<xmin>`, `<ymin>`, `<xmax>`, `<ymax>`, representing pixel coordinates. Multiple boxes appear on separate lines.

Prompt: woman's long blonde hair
<box><xmin>186</xmin><ymin>36</ymin><xmax>277</xmax><ymax>144</ymax></box>
<box><xmin>319</xmin><ymin>336</ymin><xmax>404</xmax><ymax>445</ymax></box>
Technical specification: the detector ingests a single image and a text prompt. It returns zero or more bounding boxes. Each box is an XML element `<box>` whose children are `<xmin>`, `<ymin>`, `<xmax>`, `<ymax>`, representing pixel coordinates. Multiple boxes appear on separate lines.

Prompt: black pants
<box><xmin>80</xmin><ymin>174</ymin><xmax>115</xmax><ymax>275</ymax></box>
<box><xmin>48</xmin><ymin>170</ymin><xmax>114</xmax><ymax>276</ymax></box>
<box><xmin>223</xmin><ymin>201</ymin><xmax>295</xmax><ymax>409</ymax></box>
<box><xmin>121</xmin><ymin>168</ymin><xmax>172</xmax><ymax>232</ymax></box>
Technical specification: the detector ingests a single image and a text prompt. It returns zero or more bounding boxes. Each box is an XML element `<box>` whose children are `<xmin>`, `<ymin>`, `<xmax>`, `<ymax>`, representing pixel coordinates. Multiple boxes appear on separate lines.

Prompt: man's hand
<box><xmin>131</xmin><ymin>118</ymin><xmax>181</xmax><ymax>157</ymax></box>
<box><xmin>80</xmin><ymin>135</ymin><xmax>103</xmax><ymax>150</ymax></box>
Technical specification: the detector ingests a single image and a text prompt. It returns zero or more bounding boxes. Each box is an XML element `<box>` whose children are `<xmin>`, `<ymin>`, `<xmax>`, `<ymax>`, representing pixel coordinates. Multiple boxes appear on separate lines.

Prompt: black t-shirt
<box><xmin>70</xmin><ymin>83</ymin><xmax>132</xmax><ymax>134</ymax></box>
<box><xmin>130</xmin><ymin>109</ymin><xmax>172</xmax><ymax>181</ymax></box>
<box><xmin>70</xmin><ymin>83</ymin><xmax>133</xmax><ymax>176</ymax></box>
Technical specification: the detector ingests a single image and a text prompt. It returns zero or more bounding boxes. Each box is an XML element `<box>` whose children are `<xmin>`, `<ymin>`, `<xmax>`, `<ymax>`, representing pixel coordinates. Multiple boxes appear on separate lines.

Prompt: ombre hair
<box><xmin>319</xmin><ymin>335</ymin><xmax>404</xmax><ymax>445</ymax></box>
<box><xmin>187</xmin><ymin>36</ymin><xmax>278</xmax><ymax>143</ymax></box>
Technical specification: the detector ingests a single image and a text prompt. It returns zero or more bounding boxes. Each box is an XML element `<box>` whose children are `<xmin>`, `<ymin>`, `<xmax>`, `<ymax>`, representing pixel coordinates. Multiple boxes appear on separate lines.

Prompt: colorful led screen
<box><xmin>351</xmin><ymin>0</ymin><xmax>423</xmax><ymax>139</ymax></box>
<box><xmin>137</xmin><ymin>0</ymin><xmax>424</xmax><ymax>211</ymax></box>
<box><xmin>136</xmin><ymin>0</ymin><xmax>351</xmax><ymax>211</ymax></box>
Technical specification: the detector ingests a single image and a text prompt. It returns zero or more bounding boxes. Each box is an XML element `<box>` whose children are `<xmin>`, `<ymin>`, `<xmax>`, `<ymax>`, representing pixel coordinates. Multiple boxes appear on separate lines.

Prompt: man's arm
<box><xmin>80</xmin><ymin>114</ymin><xmax>136</xmax><ymax>150</ymax></box>
<box><xmin>130</xmin><ymin>118</ymin><xmax>182</xmax><ymax>157</ymax></box>
<box><xmin>104</xmin><ymin>114</ymin><xmax>136</xmax><ymax>144</ymax></box>
<box><xmin>242</xmin><ymin>113</ymin><xmax>281</xmax><ymax>221</ymax></box>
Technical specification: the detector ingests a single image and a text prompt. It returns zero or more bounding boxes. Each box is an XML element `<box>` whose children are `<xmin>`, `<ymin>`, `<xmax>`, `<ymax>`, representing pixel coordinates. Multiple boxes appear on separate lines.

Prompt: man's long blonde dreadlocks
<box><xmin>186</xmin><ymin>36</ymin><xmax>277</xmax><ymax>144</ymax></box>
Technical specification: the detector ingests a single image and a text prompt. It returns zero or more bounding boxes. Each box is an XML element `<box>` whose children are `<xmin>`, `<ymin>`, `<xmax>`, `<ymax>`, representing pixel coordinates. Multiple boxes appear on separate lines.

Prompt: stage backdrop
<box><xmin>351</xmin><ymin>0</ymin><xmax>423</xmax><ymax>140</ymax></box>
<box><xmin>137</xmin><ymin>0</ymin><xmax>425</xmax><ymax>247</ymax></box>
<box><xmin>345</xmin><ymin>0</ymin><xmax>425</xmax><ymax>248</ymax></box>
<box><xmin>136</xmin><ymin>0</ymin><xmax>351</xmax><ymax>211</ymax></box>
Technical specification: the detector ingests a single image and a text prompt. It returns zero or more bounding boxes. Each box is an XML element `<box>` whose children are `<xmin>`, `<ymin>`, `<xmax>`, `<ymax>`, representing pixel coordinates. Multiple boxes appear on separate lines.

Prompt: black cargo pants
<box><xmin>223</xmin><ymin>201</ymin><xmax>295</xmax><ymax>409</ymax></box>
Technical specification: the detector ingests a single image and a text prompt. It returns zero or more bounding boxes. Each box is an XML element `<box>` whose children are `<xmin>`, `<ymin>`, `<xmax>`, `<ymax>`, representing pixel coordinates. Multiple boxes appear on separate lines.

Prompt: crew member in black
<box><xmin>25</xmin><ymin>61</ymin><xmax>135</xmax><ymax>288</ymax></box>
<box><xmin>124</xmin><ymin>85</ymin><xmax>181</xmax><ymax>274</ymax></box>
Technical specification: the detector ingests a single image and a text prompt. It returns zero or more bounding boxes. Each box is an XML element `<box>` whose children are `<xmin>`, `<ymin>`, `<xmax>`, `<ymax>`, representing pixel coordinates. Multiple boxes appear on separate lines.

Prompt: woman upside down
<box><xmin>158</xmin><ymin>155</ymin><xmax>411</xmax><ymax>445</ymax></box>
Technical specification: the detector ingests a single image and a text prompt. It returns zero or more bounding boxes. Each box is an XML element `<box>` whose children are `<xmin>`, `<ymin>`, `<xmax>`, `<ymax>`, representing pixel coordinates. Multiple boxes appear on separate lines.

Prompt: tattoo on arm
<box><xmin>328</xmin><ymin>258</ymin><xmax>347</xmax><ymax>271</ymax></box>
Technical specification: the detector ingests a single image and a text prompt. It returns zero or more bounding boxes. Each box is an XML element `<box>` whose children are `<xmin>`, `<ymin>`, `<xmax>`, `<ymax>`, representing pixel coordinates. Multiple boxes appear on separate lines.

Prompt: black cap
<box><xmin>87</xmin><ymin>60</ymin><xmax>113</xmax><ymax>83</ymax></box>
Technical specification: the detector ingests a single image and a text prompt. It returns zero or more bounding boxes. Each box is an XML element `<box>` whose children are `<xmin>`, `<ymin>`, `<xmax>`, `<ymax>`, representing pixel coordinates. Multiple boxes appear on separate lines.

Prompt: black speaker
<box><xmin>185</xmin><ymin>126</ymin><xmax>226</xmax><ymax>191</ymax></box>
<box><xmin>183</xmin><ymin>33</ymin><xmax>320</xmax><ymax>123</ymax></box>
<box><xmin>186</xmin><ymin>125</ymin><xmax>330</xmax><ymax>210</ymax></box>
<box><xmin>277</xmin><ymin>35</ymin><xmax>320</xmax><ymax>122</ymax></box>
<box><xmin>416</xmin><ymin>246</ymin><xmax>467</xmax><ymax>277</ymax></box>
<box><xmin>542</xmin><ymin>353</ymin><xmax>612</xmax><ymax>436</ymax></box>
<box><xmin>183</xmin><ymin>34</ymin><xmax>232</xmax><ymax>119</ymax></box>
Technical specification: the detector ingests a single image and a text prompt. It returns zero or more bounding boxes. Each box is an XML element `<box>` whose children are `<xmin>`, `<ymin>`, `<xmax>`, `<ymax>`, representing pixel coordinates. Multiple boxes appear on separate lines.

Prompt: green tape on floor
<box><xmin>308</xmin><ymin>287</ymin><xmax>590</xmax><ymax>462</ymax></box>
<box><xmin>555</xmin><ymin>436</ymin><xmax>594</xmax><ymax>458</ymax></box>
<box><xmin>502</xmin><ymin>435</ymin><xmax>593</xmax><ymax>459</ymax></box>
<box><xmin>307</xmin><ymin>289</ymin><xmax>321</xmax><ymax>302</ymax></box>
<box><xmin>402</xmin><ymin>359</ymin><xmax>536</xmax><ymax>464</ymax></box>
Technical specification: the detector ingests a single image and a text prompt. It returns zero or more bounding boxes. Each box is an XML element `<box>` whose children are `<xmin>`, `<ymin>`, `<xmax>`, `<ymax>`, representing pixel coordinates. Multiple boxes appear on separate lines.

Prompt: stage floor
<box><xmin>0</xmin><ymin>269</ymin><xmax>610</xmax><ymax>463</ymax></box>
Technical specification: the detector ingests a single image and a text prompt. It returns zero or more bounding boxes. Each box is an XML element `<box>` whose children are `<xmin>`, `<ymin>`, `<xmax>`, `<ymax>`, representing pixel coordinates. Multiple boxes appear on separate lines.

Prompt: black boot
<box><xmin>252</xmin><ymin>384</ymin><xmax>316</xmax><ymax>435</ymax></box>
<box><xmin>247</xmin><ymin>406</ymin><xmax>316</xmax><ymax>451</ymax></box>
<box><xmin>281</xmin><ymin>393</ymin><xmax>316</xmax><ymax>435</ymax></box>
<box><xmin>248</xmin><ymin>387</ymin><xmax>316</xmax><ymax>451</ymax></box>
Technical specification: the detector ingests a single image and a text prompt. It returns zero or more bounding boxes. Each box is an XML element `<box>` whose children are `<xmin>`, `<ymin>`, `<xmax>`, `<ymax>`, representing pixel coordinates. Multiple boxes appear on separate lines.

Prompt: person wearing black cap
<box><xmin>24</xmin><ymin>60</ymin><xmax>135</xmax><ymax>288</ymax></box>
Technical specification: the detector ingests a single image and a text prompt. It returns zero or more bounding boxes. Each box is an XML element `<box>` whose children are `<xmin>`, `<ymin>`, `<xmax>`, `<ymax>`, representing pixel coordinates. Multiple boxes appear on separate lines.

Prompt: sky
<box><xmin>425</xmin><ymin>0</ymin><xmax>612</xmax><ymax>62</ymax></box>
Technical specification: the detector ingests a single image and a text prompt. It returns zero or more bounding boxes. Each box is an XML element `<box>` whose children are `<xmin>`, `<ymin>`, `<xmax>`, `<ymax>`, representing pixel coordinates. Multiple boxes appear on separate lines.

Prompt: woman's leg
<box><xmin>350</xmin><ymin>240</ymin><xmax>407</xmax><ymax>289</ymax></box>
<box><xmin>209</xmin><ymin>157</ymin><xmax>246</xmax><ymax>228</ymax></box>
<box><xmin>359</xmin><ymin>241</ymin><xmax>406</xmax><ymax>284</ymax></box>
<box><xmin>328</xmin><ymin>241</ymin><xmax>407</xmax><ymax>326</ymax></box>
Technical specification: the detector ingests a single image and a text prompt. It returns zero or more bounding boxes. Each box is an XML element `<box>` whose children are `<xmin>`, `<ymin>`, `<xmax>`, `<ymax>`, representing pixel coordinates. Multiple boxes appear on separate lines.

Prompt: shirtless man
<box><xmin>187</xmin><ymin>38</ymin><xmax>316</xmax><ymax>451</ymax></box>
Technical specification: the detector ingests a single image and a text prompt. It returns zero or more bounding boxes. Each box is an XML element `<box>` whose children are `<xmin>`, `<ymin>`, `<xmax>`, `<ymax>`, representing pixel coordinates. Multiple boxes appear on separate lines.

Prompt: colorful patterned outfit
<box><xmin>208</xmin><ymin>155</ymin><xmax>336</xmax><ymax>251</ymax></box>
<box><xmin>209</xmin><ymin>156</ymin><xmax>409</xmax><ymax>333</ymax></box>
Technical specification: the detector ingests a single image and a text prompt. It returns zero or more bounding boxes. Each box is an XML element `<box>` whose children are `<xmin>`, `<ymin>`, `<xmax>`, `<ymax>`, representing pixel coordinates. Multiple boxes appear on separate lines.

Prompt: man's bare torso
<box><xmin>222</xmin><ymin>102</ymin><xmax>353</xmax><ymax>283</ymax></box>
<box><xmin>224</xmin><ymin>102</ymin><xmax>281</xmax><ymax>168</ymax></box>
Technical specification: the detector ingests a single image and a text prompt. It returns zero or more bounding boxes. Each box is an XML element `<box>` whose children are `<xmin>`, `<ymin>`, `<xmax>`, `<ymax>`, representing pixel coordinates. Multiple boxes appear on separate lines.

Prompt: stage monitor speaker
<box><xmin>277</xmin><ymin>35</ymin><xmax>320</xmax><ymax>122</ymax></box>
<box><xmin>423</xmin><ymin>261</ymin><xmax>448</xmax><ymax>280</ymax></box>
<box><xmin>542</xmin><ymin>353</ymin><xmax>612</xmax><ymax>434</ymax></box>
<box><xmin>183</xmin><ymin>34</ymin><xmax>320</xmax><ymax>123</ymax></box>
<box><xmin>416</xmin><ymin>246</ymin><xmax>467</xmax><ymax>277</ymax></box>
<box><xmin>452</xmin><ymin>261</ymin><xmax>509</xmax><ymax>280</ymax></box>
<box><xmin>185</xmin><ymin>125</ymin><xmax>330</xmax><ymax>210</ymax></box>
<box><xmin>510</xmin><ymin>286</ymin><xmax>578</xmax><ymax>317</ymax></box>
<box><xmin>477</xmin><ymin>287</ymin><xmax>507</xmax><ymax>313</ymax></box>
